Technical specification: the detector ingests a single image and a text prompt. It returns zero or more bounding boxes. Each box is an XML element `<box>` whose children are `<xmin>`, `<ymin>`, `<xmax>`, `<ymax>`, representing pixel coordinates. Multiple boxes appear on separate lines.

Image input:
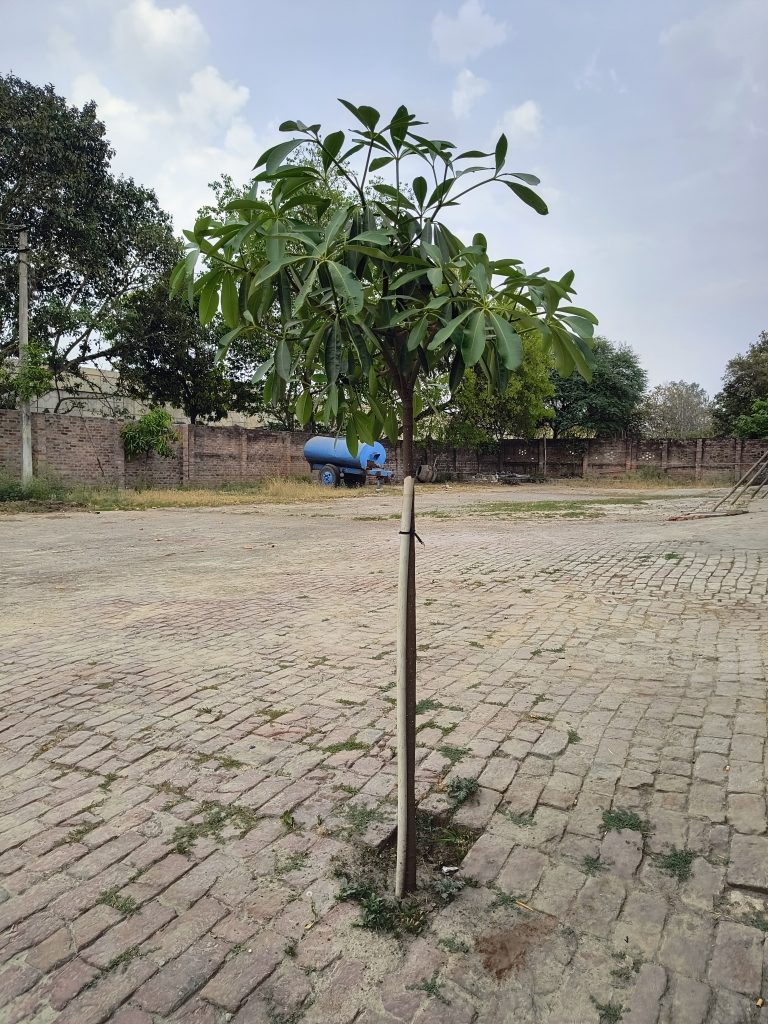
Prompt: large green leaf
<box><xmin>412</xmin><ymin>176</ymin><xmax>427</xmax><ymax>207</ymax></box>
<box><xmin>256</xmin><ymin>139</ymin><xmax>303</xmax><ymax>173</ymax></box>
<box><xmin>487</xmin><ymin>312</ymin><xmax>523</xmax><ymax>370</ymax></box>
<box><xmin>295</xmin><ymin>390</ymin><xmax>313</xmax><ymax>427</ymax></box>
<box><xmin>220</xmin><ymin>273</ymin><xmax>239</xmax><ymax>328</ymax></box>
<box><xmin>275</xmin><ymin>338</ymin><xmax>291</xmax><ymax>380</ymax></box>
<box><xmin>428</xmin><ymin>308</ymin><xmax>474</xmax><ymax>349</ymax></box>
<box><xmin>321</xmin><ymin>130</ymin><xmax>345</xmax><ymax>170</ymax></box>
<box><xmin>503</xmin><ymin>181</ymin><xmax>548</xmax><ymax>215</ymax></box>
<box><xmin>338</xmin><ymin>99</ymin><xmax>380</xmax><ymax>131</ymax></box>
<box><xmin>461</xmin><ymin>311</ymin><xmax>487</xmax><ymax>366</ymax></box>
<box><xmin>328</xmin><ymin>262</ymin><xmax>364</xmax><ymax>314</ymax></box>
<box><xmin>198</xmin><ymin>279</ymin><xmax>220</xmax><ymax>326</ymax></box>
<box><xmin>494</xmin><ymin>133</ymin><xmax>508</xmax><ymax>171</ymax></box>
<box><xmin>407</xmin><ymin>318</ymin><xmax>428</xmax><ymax>352</ymax></box>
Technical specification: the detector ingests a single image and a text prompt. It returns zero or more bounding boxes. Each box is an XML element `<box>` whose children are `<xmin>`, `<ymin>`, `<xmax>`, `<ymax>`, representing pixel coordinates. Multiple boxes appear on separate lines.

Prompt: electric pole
<box><xmin>18</xmin><ymin>228</ymin><xmax>32</xmax><ymax>485</ymax></box>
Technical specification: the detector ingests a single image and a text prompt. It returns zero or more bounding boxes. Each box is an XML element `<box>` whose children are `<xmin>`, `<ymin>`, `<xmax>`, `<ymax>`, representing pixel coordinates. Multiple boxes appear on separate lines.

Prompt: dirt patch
<box><xmin>476</xmin><ymin>914</ymin><xmax>558</xmax><ymax>979</ymax></box>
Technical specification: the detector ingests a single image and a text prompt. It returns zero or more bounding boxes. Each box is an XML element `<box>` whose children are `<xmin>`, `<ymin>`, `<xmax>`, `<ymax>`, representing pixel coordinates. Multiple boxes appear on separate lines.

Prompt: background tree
<box><xmin>734</xmin><ymin>399</ymin><xmax>768</xmax><ymax>439</ymax></box>
<box><xmin>0</xmin><ymin>74</ymin><xmax>177</xmax><ymax>405</ymax></box>
<box><xmin>713</xmin><ymin>331</ymin><xmax>768</xmax><ymax>436</ymax></box>
<box><xmin>549</xmin><ymin>336</ymin><xmax>646</xmax><ymax>438</ymax></box>
<box><xmin>432</xmin><ymin>334</ymin><xmax>553</xmax><ymax>448</ymax></box>
<box><xmin>640</xmin><ymin>380</ymin><xmax>712</xmax><ymax>439</ymax></box>
<box><xmin>175</xmin><ymin>100</ymin><xmax>596</xmax><ymax>896</ymax></box>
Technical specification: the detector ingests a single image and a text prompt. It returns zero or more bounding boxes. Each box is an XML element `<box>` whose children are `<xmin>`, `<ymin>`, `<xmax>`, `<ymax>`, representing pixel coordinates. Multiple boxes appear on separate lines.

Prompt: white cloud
<box><xmin>113</xmin><ymin>0</ymin><xmax>208</xmax><ymax>70</ymax></box>
<box><xmin>432</xmin><ymin>1</ymin><xmax>507</xmax><ymax>65</ymax></box>
<box><xmin>451</xmin><ymin>68</ymin><xmax>489</xmax><ymax>118</ymax></box>
<box><xmin>496</xmin><ymin>100</ymin><xmax>542</xmax><ymax>144</ymax></box>
<box><xmin>61</xmin><ymin>1</ymin><xmax>275</xmax><ymax>230</ymax></box>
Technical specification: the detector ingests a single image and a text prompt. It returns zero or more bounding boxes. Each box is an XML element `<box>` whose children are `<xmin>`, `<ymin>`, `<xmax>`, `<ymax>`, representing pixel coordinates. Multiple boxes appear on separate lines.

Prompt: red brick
<box><xmin>81</xmin><ymin>903</ymin><xmax>176</xmax><ymax>969</ymax></box>
<box><xmin>199</xmin><ymin>937</ymin><xmax>282</xmax><ymax>1011</ymax></box>
<box><xmin>133</xmin><ymin>936</ymin><xmax>230</xmax><ymax>1014</ymax></box>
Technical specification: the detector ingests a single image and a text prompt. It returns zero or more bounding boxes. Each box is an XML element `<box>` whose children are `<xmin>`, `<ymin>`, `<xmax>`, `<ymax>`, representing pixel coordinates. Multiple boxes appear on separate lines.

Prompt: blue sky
<box><xmin>3</xmin><ymin>0</ymin><xmax>766</xmax><ymax>394</ymax></box>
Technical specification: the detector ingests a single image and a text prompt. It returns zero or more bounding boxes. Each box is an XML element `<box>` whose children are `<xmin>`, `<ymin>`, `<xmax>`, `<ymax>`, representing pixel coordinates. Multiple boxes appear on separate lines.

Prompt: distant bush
<box><xmin>120</xmin><ymin>409</ymin><xmax>177</xmax><ymax>459</ymax></box>
<box><xmin>0</xmin><ymin>471</ymin><xmax>67</xmax><ymax>503</ymax></box>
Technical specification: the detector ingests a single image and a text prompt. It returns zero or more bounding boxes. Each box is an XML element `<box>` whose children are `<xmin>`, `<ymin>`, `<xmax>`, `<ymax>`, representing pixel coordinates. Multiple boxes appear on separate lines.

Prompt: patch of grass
<box><xmin>98</xmin><ymin>772</ymin><xmax>119</xmax><ymax>792</ymax></box>
<box><xmin>97</xmin><ymin>886</ymin><xmax>139</xmax><ymax>916</ymax></box>
<box><xmin>280</xmin><ymin>810</ymin><xmax>299</xmax><ymax>832</ymax></box>
<box><xmin>95</xmin><ymin>682</ymin><xmax>114</xmax><ymax>690</ymax></box>
<box><xmin>197</xmin><ymin>706</ymin><xmax>214</xmax><ymax>715</ymax></box>
<box><xmin>582</xmin><ymin>855</ymin><xmax>604</xmax><ymax>876</ymax></box>
<box><xmin>658</xmin><ymin>847</ymin><xmax>695</xmax><ymax>881</ymax></box>
<box><xmin>500</xmin><ymin>809</ymin><xmax>535</xmax><ymax>827</ymax></box>
<box><xmin>274</xmin><ymin>851</ymin><xmax>308</xmax><ymax>875</ymax></box>
<box><xmin>334</xmin><ymin>784</ymin><xmax>359</xmax><ymax>796</ymax></box>
<box><xmin>488</xmin><ymin>884</ymin><xmax>520</xmax><ymax>909</ymax></box>
<box><xmin>337</xmin><ymin>698</ymin><xmax>362</xmax><ymax>707</ymax></box>
<box><xmin>417</xmin><ymin>719</ymin><xmax>456</xmax><ymax>736</ymax></box>
<box><xmin>437</xmin><ymin>744</ymin><xmax>470</xmax><ymax>765</ymax></box>
<box><xmin>262</xmin><ymin>708</ymin><xmax>290</xmax><ymax>721</ymax></box>
<box><xmin>664</xmin><ymin>551</ymin><xmax>683</xmax><ymax>561</ymax></box>
<box><xmin>409</xmin><ymin>971</ymin><xmax>449</xmax><ymax>1004</ymax></box>
<box><xmin>746</xmin><ymin>912</ymin><xmax>768</xmax><ymax>932</ymax></box>
<box><xmin>60</xmin><ymin>819</ymin><xmax>101</xmax><ymax>845</ymax></box>
<box><xmin>600</xmin><ymin>808</ymin><xmax>651</xmax><ymax>837</ymax></box>
<box><xmin>567</xmin><ymin>729</ymin><xmax>582</xmax><ymax>745</ymax></box>
<box><xmin>611</xmin><ymin>954</ymin><xmax>643</xmax><ymax>983</ymax></box>
<box><xmin>215</xmin><ymin>754</ymin><xmax>245</xmax><ymax>770</ymax></box>
<box><xmin>344</xmin><ymin>804</ymin><xmax>384</xmax><ymax>834</ymax></box>
<box><xmin>339</xmin><ymin>878</ymin><xmax>429</xmax><ymax>936</ymax></box>
<box><xmin>446</xmin><ymin>776</ymin><xmax>479</xmax><ymax>806</ymax></box>
<box><xmin>439</xmin><ymin>936</ymin><xmax>470</xmax><ymax>954</ymax></box>
<box><xmin>324</xmin><ymin>739</ymin><xmax>370</xmax><ymax>755</ymax></box>
<box><xmin>171</xmin><ymin>800</ymin><xmax>260</xmax><ymax>855</ymax></box>
<box><xmin>590</xmin><ymin>997</ymin><xmax>624</xmax><ymax>1023</ymax></box>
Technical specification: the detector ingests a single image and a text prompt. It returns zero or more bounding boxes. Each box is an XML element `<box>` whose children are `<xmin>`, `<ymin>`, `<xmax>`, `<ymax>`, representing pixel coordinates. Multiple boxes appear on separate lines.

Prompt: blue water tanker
<box><xmin>303</xmin><ymin>436</ymin><xmax>393</xmax><ymax>487</ymax></box>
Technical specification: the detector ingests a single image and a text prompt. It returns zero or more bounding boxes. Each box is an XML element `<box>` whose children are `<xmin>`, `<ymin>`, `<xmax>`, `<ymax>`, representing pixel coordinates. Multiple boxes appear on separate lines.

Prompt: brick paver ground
<box><xmin>1</xmin><ymin>484</ymin><xmax>767</xmax><ymax>1024</ymax></box>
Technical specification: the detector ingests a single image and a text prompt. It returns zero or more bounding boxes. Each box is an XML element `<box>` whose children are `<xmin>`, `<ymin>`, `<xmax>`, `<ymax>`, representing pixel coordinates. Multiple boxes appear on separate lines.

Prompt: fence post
<box><xmin>538</xmin><ymin>437</ymin><xmax>546</xmax><ymax>476</ymax></box>
<box><xmin>115</xmin><ymin>419</ymin><xmax>125</xmax><ymax>488</ymax></box>
<box><xmin>581</xmin><ymin>441</ymin><xmax>589</xmax><ymax>478</ymax></box>
<box><xmin>661</xmin><ymin>440</ymin><xmax>669</xmax><ymax>475</ymax></box>
<box><xmin>695</xmin><ymin>438</ymin><xmax>703</xmax><ymax>481</ymax></box>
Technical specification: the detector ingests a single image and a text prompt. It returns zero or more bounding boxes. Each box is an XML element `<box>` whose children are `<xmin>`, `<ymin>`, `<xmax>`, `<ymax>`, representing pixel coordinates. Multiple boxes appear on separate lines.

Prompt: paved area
<box><xmin>1</xmin><ymin>484</ymin><xmax>767</xmax><ymax>1024</ymax></box>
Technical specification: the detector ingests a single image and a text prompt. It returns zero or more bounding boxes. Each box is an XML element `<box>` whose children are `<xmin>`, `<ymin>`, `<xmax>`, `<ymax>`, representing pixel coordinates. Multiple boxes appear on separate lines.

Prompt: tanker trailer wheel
<box><xmin>318</xmin><ymin>464</ymin><xmax>340</xmax><ymax>487</ymax></box>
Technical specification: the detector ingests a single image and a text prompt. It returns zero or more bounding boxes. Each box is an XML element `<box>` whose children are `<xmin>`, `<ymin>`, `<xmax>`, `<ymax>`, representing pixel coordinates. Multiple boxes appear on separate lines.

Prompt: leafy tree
<box><xmin>432</xmin><ymin>334</ymin><xmax>553</xmax><ymax>447</ymax></box>
<box><xmin>120</xmin><ymin>408</ymin><xmax>177</xmax><ymax>459</ymax></box>
<box><xmin>0</xmin><ymin>74</ymin><xmax>177</xmax><ymax>402</ymax></box>
<box><xmin>111</xmin><ymin>272</ymin><xmax>265</xmax><ymax>424</ymax></box>
<box><xmin>713</xmin><ymin>331</ymin><xmax>768</xmax><ymax>436</ymax></box>
<box><xmin>734</xmin><ymin>399</ymin><xmax>768</xmax><ymax>439</ymax></box>
<box><xmin>640</xmin><ymin>380</ymin><xmax>712</xmax><ymax>439</ymax></box>
<box><xmin>549</xmin><ymin>336</ymin><xmax>646</xmax><ymax>438</ymax></box>
<box><xmin>175</xmin><ymin>100</ymin><xmax>595</xmax><ymax>895</ymax></box>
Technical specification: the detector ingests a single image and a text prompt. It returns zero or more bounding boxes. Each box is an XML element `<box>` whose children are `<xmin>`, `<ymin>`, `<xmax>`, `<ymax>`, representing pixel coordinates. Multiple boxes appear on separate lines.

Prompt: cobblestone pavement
<box><xmin>1</xmin><ymin>485</ymin><xmax>767</xmax><ymax>1024</ymax></box>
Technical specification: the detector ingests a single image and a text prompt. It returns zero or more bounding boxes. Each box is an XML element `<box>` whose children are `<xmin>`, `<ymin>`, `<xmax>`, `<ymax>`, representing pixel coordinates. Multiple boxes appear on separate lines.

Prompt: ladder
<box><xmin>669</xmin><ymin>449</ymin><xmax>768</xmax><ymax>521</ymax></box>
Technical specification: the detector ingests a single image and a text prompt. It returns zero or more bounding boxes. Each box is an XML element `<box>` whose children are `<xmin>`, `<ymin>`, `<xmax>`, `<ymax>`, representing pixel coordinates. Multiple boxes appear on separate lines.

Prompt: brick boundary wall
<box><xmin>0</xmin><ymin>411</ymin><xmax>766</xmax><ymax>487</ymax></box>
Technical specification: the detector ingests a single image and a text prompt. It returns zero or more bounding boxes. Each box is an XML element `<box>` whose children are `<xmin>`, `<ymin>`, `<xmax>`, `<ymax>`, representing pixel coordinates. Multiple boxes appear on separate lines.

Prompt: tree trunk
<box><xmin>395</xmin><ymin>385</ymin><xmax>417</xmax><ymax>898</ymax></box>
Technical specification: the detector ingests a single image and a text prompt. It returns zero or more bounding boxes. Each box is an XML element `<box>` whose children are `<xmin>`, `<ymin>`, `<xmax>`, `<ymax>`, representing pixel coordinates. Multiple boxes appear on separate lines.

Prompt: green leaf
<box><xmin>345</xmin><ymin>419</ymin><xmax>359</xmax><ymax>456</ymax></box>
<box><xmin>428</xmin><ymin>308</ymin><xmax>474</xmax><ymax>350</ymax></box>
<box><xmin>369</xmin><ymin>156</ymin><xmax>394</xmax><ymax>171</ymax></box>
<box><xmin>427</xmin><ymin>178</ymin><xmax>456</xmax><ymax>207</ymax></box>
<box><xmin>306</xmin><ymin>323</ymin><xmax>327</xmax><ymax>366</ymax></box>
<box><xmin>503</xmin><ymin>181</ymin><xmax>548</xmax><ymax>215</ymax></box>
<box><xmin>328</xmin><ymin>262</ymin><xmax>364</xmax><ymax>314</ymax></box>
<box><xmin>198</xmin><ymin>279</ymin><xmax>219</xmax><ymax>326</ymax></box>
<box><xmin>407</xmin><ymin>318</ymin><xmax>428</xmax><ymax>352</ymax></box>
<box><xmin>321</xmin><ymin>130</ymin><xmax>345</xmax><ymax>170</ymax></box>
<box><xmin>508</xmin><ymin>172</ymin><xmax>540</xmax><ymax>186</ymax></box>
<box><xmin>383</xmin><ymin>408</ymin><xmax>399</xmax><ymax>444</ymax></box>
<box><xmin>390</xmin><ymin>104</ymin><xmax>410</xmax><ymax>149</ymax></box>
<box><xmin>461</xmin><ymin>311</ymin><xmax>487</xmax><ymax>366</ymax></box>
<box><xmin>325</xmin><ymin>323</ymin><xmax>342</xmax><ymax>383</ymax></box>
<box><xmin>563</xmin><ymin>315</ymin><xmax>594</xmax><ymax>339</ymax></box>
<box><xmin>220</xmin><ymin>274</ymin><xmax>239</xmax><ymax>329</ymax></box>
<box><xmin>296</xmin><ymin>390</ymin><xmax>313</xmax><ymax>427</ymax></box>
<box><xmin>275</xmin><ymin>338</ymin><xmax>291</xmax><ymax>380</ymax></box>
<box><xmin>562</xmin><ymin>306</ymin><xmax>598</xmax><ymax>324</ymax></box>
<box><xmin>278</xmin><ymin>120</ymin><xmax>300</xmax><ymax>132</ymax></box>
<box><xmin>448</xmin><ymin>349</ymin><xmax>466</xmax><ymax>394</ymax></box>
<box><xmin>350</xmin><ymin>230</ymin><xmax>391</xmax><ymax>245</ymax></box>
<box><xmin>469</xmin><ymin>262</ymin><xmax>489</xmax><ymax>296</ymax></box>
<box><xmin>427</xmin><ymin>267</ymin><xmax>443</xmax><ymax>289</ymax></box>
<box><xmin>251</xmin><ymin>356</ymin><xmax>274</xmax><ymax>385</ymax></box>
<box><xmin>487</xmin><ymin>312</ymin><xmax>523</xmax><ymax>370</ymax></box>
<box><xmin>338</xmin><ymin>98</ymin><xmax>380</xmax><ymax>130</ymax></box>
<box><xmin>256</xmin><ymin>139</ymin><xmax>303</xmax><ymax>173</ymax></box>
<box><xmin>412</xmin><ymin>176</ymin><xmax>427</xmax><ymax>207</ymax></box>
<box><xmin>218</xmin><ymin>324</ymin><xmax>244</xmax><ymax>353</ymax></box>
<box><xmin>293</xmin><ymin>266</ymin><xmax>318</xmax><ymax>314</ymax></box>
<box><xmin>353</xmin><ymin>410</ymin><xmax>375</xmax><ymax>445</ymax></box>
<box><xmin>494</xmin><ymin>133</ymin><xmax>508</xmax><ymax>171</ymax></box>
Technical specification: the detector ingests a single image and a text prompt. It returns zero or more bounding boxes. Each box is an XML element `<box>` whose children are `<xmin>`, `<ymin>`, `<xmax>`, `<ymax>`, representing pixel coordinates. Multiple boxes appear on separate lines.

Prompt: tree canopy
<box><xmin>549</xmin><ymin>336</ymin><xmax>646</xmax><ymax>439</ymax></box>
<box><xmin>174</xmin><ymin>100</ymin><xmax>596</xmax><ymax>472</ymax></box>
<box><xmin>734</xmin><ymin>399</ymin><xmax>768</xmax><ymax>439</ymax></box>
<box><xmin>640</xmin><ymin>380</ymin><xmax>712</xmax><ymax>439</ymax></box>
<box><xmin>713</xmin><ymin>331</ymin><xmax>768</xmax><ymax>436</ymax></box>
<box><xmin>0</xmin><ymin>74</ymin><xmax>177</xmax><ymax>403</ymax></box>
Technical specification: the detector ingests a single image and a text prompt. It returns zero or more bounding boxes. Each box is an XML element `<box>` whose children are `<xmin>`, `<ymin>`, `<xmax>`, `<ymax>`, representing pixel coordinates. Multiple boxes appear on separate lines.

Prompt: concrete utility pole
<box><xmin>18</xmin><ymin>228</ymin><xmax>32</xmax><ymax>485</ymax></box>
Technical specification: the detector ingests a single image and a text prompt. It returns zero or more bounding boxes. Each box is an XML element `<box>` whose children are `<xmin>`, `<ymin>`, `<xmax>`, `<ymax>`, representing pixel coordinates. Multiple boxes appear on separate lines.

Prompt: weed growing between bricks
<box><xmin>600</xmin><ymin>808</ymin><xmax>651</xmax><ymax>836</ymax></box>
<box><xmin>657</xmin><ymin>846</ymin><xmax>695</xmax><ymax>881</ymax></box>
<box><xmin>171</xmin><ymin>800</ymin><xmax>260</xmax><ymax>855</ymax></box>
<box><xmin>334</xmin><ymin>811</ymin><xmax>481</xmax><ymax>937</ymax></box>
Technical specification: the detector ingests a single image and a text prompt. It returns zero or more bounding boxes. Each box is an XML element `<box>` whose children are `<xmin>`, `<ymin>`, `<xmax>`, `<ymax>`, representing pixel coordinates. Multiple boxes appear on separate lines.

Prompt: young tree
<box><xmin>175</xmin><ymin>100</ymin><xmax>596</xmax><ymax>895</ymax></box>
<box><xmin>549</xmin><ymin>336</ymin><xmax>646</xmax><ymax>438</ymax></box>
<box><xmin>713</xmin><ymin>331</ymin><xmax>768</xmax><ymax>436</ymax></box>
<box><xmin>640</xmin><ymin>381</ymin><xmax>712</xmax><ymax>439</ymax></box>
<box><xmin>0</xmin><ymin>75</ymin><xmax>177</xmax><ymax>403</ymax></box>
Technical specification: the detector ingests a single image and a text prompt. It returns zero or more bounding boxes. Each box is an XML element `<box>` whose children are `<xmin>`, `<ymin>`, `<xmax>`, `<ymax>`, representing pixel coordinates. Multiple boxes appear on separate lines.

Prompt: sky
<box><xmin>2</xmin><ymin>0</ymin><xmax>766</xmax><ymax>395</ymax></box>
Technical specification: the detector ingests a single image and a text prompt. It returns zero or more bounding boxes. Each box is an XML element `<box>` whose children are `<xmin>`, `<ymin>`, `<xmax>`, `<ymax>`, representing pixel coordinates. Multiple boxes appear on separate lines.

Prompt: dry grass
<box><xmin>0</xmin><ymin>477</ymin><xmax>369</xmax><ymax>513</ymax></box>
